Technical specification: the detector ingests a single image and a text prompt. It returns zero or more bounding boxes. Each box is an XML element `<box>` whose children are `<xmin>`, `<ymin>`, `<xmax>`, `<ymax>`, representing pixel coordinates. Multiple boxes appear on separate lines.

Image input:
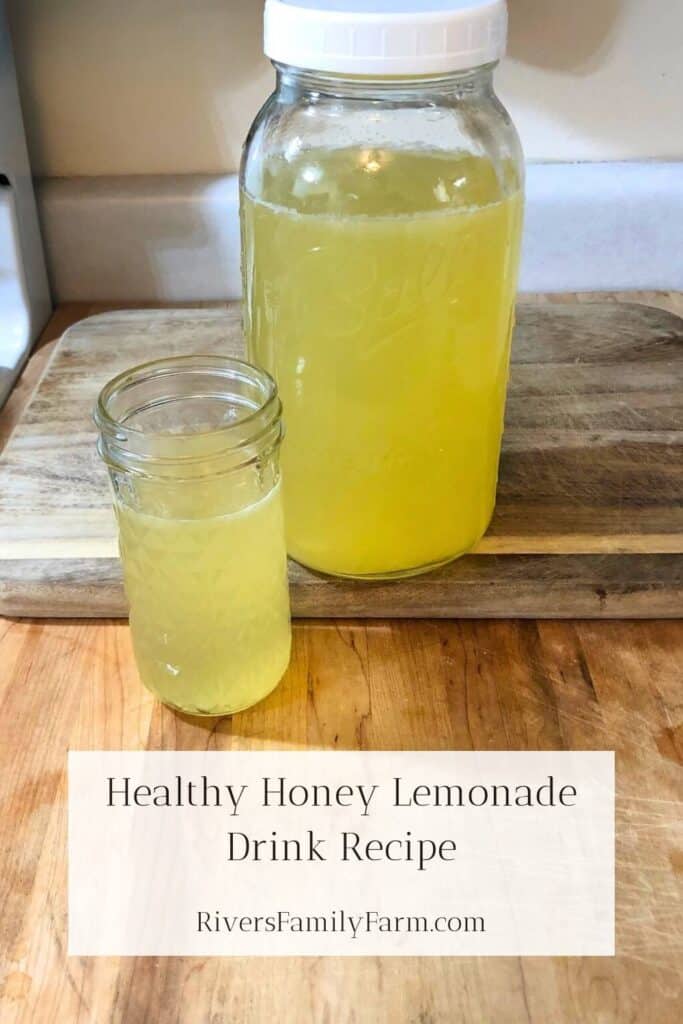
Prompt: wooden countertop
<box><xmin>1</xmin><ymin>298</ymin><xmax>682</xmax><ymax>1023</ymax></box>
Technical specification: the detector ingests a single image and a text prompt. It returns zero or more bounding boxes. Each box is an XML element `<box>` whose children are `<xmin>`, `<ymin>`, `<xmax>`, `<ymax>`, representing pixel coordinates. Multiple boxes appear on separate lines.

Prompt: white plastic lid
<box><xmin>264</xmin><ymin>0</ymin><xmax>508</xmax><ymax>76</ymax></box>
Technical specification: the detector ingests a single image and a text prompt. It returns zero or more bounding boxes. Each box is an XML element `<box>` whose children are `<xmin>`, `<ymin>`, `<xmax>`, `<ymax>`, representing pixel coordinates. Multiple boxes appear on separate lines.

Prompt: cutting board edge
<box><xmin>1</xmin><ymin>553</ymin><xmax>681</xmax><ymax>621</ymax></box>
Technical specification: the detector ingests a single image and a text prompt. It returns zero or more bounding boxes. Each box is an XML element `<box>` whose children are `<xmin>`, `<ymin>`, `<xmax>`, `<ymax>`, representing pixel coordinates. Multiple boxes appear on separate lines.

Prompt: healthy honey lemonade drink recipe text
<box><xmin>242</xmin><ymin>148</ymin><xmax>523</xmax><ymax>577</ymax></box>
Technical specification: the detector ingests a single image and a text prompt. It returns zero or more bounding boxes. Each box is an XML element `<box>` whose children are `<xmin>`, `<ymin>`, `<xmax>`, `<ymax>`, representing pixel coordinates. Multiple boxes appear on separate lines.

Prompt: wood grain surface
<box><xmin>0</xmin><ymin>299</ymin><xmax>681</xmax><ymax>1023</ymax></box>
<box><xmin>0</xmin><ymin>615</ymin><xmax>681</xmax><ymax>1023</ymax></box>
<box><xmin>0</xmin><ymin>299</ymin><xmax>681</xmax><ymax>618</ymax></box>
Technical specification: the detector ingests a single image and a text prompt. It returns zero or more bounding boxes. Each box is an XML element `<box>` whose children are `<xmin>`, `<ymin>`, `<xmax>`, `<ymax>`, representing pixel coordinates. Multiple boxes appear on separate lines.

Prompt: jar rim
<box><xmin>94</xmin><ymin>354</ymin><xmax>283</xmax><ymax>480</ymax></box>
<box><xmin>95</xmin><ymin>353</ymin><xmax>279</xmax><ymax>438</ymax></box>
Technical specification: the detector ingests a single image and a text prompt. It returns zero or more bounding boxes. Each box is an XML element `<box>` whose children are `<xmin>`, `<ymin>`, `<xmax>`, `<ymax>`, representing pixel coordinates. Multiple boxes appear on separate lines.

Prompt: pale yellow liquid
<box><xmin>242</xmin><ymin>149</ymin><xmax>523</xmax><ymax>577</ymax></box>
<box><xmin>116</xmin><ymin>482</ymin><xmax>291</xmax><ymax>716</ymax></box>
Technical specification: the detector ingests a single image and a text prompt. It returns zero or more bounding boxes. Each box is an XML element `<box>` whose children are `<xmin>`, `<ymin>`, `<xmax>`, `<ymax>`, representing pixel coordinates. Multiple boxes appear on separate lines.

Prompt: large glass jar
<box><xmin>241</xmin><ymin>0</ymin><xmax>524</xmax><ymax>579</ymax></box>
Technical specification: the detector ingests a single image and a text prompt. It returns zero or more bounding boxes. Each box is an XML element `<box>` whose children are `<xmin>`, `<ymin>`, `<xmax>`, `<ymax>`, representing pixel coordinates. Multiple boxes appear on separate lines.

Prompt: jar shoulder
<box><xmin>241</xmin><ymin>88</ymin><xmax>523</xmax><ymax>208</ymax></box>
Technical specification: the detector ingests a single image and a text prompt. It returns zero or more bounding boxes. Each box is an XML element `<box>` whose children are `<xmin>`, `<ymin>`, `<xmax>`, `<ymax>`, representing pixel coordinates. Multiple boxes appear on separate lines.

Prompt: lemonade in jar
<box><xmin>241</xmin><ymin>0</ymin><xmax>524</xmax><ymax>578</ymax></box>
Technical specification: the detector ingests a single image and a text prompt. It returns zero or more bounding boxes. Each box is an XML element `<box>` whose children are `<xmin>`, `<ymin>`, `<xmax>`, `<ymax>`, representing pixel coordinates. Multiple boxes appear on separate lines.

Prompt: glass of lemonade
<box><xmin>95</xmin><ymin>355</ymin><xmax>291</xmax><ymax>716</ymax></box>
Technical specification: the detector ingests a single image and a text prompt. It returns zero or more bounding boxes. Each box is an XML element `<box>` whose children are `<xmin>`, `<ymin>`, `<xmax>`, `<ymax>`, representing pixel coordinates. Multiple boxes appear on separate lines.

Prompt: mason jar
<box><xmin>95</xmin><ymin>355</ymin><xmax>291</xmax><ymax>716</ymax></box>
<box><xmin>241</xmin><ymin>0</ymin><xmax>524</xmax><ymax>579</ymax></box>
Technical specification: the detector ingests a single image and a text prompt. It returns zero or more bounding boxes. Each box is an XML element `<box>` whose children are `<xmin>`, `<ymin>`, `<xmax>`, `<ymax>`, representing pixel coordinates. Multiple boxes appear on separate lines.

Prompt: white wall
<box><xmin>7</xmin><ymin>0</ymin><xmax>683</xmax><ymax>177</ymax></box>
<box><xmin>499</xmin><ymin>0</ymin><xmax>683</xmax><ymax>163</ymax></box>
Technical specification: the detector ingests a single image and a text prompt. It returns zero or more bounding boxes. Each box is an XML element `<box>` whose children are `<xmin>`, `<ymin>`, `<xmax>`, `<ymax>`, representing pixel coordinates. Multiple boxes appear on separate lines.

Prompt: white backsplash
<box><xmin>38</xmin><ymin>160</ymin><xmax>683</xmax><ymax>302</ymax></box>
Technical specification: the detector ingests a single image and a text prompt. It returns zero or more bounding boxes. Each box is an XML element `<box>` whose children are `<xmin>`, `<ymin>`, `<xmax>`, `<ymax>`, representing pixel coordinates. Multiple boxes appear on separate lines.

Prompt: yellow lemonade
<box><xmin>242</xmin><ymin>148</ymin><xmax>523</xmax><ymax>577</ymax></box>
<box><xmin>115</xmin><ymin>482</ymin><xmax>291</xmax><ymax>716</ymax></box>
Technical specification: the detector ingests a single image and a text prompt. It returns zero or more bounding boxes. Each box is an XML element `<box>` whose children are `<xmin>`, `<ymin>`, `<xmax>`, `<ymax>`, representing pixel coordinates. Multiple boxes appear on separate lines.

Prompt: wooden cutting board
<box><xmin>0</xmin><ymin>301</ymin><xmax>681</xmax><ymax>618</ymax></box>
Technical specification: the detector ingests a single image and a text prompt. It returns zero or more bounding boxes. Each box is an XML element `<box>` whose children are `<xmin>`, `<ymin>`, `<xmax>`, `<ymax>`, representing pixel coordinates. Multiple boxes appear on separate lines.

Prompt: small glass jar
<box><xmin>241</xmin><ymin>0</ymin><xmax>524</xmax><ymax>579</ymax></box>
<box><xmin>95</xmin><ymin>355</ymin><xmax>291</xmax><ymax>717</ymax></box>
